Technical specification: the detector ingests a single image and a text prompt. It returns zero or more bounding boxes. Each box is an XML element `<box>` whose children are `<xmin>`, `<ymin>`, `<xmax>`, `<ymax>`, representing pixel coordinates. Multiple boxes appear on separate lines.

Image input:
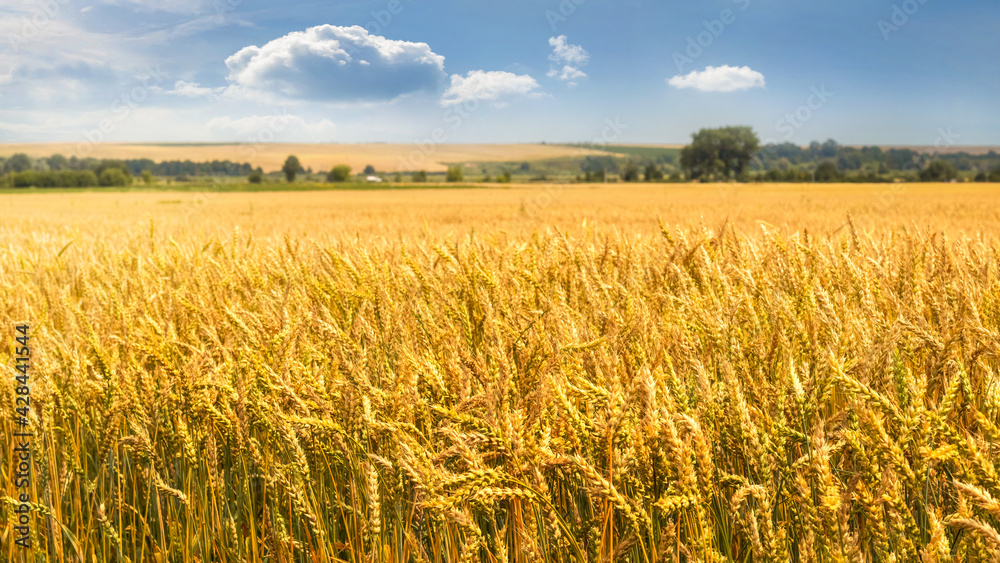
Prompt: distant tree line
<box><xmin>5</xmin><ymin>140</ymin><xmax>999</xmax><ymax>189</ymax></box>
<box><xmin>752</xmin><ymin>139</ymin><xmax>1000</xmax><ymax>177</ymax></box>
<box><xmin>122</xmin><ymin>158</ymin><xmax>256</xmax><ymax>177</ymax></box>
<box><xmin>570</xmin><ymin>128</ymin><xmax>1000</xmax><ymax>184</ymax></box>
<box><xmin>0</xmin><ymin>153</ymin><xmax>257</xmax><ymax>188</ymax></box>
<box><xmin>668</xmin><ymin>127</ymin><xmax>1000</xmax><ymax>184</ymax></box>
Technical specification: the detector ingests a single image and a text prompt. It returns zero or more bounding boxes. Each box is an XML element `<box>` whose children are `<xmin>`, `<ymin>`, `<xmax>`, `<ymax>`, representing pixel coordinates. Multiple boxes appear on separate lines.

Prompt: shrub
<box><xmin>446</xmin><ymin>166</ymin><xmax>464</xmax><ymax>182</ymax></box>
<box><xmin>814</xmin><ymin>161</ymin><xmax>841</xmax><ymax>182</ymax></box>
<box><xmin>100</xmin><ymin>168</ymin><xmax>131</xmax><ymax>187</ymax></box>
<box><xmin>411</xmin><ymin>170</ymin><xmax>428</xmax><ymax>182</ymax></box>
<box><xmin>328</xmin><ymin>165</ymin><xmax>352</xmax><ymax>183</ymax></box>
<box><xmin>76</xmin><ymin>170</ymin><xmax>99</xmax><ymax>187</ymax></box>
<box><xmin>11</xmin><ymin>171</ymin><xmax>45</xmax><ymax>188</ymax></box>
<box><xmin>248</xmin><ymin>171</ymin><xmax>263</xmax><ymax>184</ymax></box>
<box><xmin>94</xmin><ymin>160</ymin><xmax>132</xmax><ymax>179</ymax></box>
<box><xmin>919</xmin><ymin>159</ymin><xmax>957</xmax><ymax>182</ymax></box>
<box><xmin>11</xmin><ymin>170</ymin><xmax>100</xmax><ymax>188</ymax></box>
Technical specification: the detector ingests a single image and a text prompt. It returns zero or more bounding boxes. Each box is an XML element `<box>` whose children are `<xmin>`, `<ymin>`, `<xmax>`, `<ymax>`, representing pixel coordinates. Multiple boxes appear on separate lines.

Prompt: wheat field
<box><xmin>2</xmin><ymin>183</ymin><xmax>1000</xmax><ymax>562</ymax></box>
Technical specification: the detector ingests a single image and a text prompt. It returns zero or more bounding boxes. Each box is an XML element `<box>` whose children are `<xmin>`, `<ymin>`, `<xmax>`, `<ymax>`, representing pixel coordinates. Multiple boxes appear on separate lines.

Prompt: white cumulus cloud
<box><xmin>441</xmin><ymin>70</ymin><xmax>542</xmax><ymax>106</ymax></box>
<box><xmin>225</xmin><ymin>25</ymin><xmax>447</xmax><ymax>102</ymax></box>
<box><xmin>667</xmin><ymin>65</ymin><xmax>765</xmax><ymax>92</ymax></box>
<box><xmin>547</xmin><ymin>35</ymin><xmax>589</xmax><ymax>86</ymax></box>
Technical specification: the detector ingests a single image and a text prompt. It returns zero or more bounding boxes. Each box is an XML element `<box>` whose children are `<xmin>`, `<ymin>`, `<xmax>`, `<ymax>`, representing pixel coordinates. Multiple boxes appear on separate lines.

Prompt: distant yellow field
<box><xmin>0</xmin><ymin>143</ymin><xmax>616</xmax><ymax>173</ymax></box>
<box><xmin>3</xmin><ymin>182</ymin><xmax>998</xmax><ymax>241</ymax></box>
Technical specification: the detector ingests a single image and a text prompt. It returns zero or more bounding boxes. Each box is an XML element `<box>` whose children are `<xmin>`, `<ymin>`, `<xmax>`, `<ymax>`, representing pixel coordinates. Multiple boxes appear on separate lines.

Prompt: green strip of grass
<box><xmin>0</xmin><ymin>181</ymin><xmax>510</xmax><ymax>195</ymax></box>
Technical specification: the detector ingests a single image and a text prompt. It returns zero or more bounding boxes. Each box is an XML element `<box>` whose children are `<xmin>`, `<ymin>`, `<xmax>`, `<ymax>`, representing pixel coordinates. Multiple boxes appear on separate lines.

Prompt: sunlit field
<box><xmin>2</xmin><ymin>183</ymin><xmax>1000</xmax><ymax>562</ymax></box>
<box><xmin>3</xmin><ymin>182</ymin><xmax>1000</xmax><ymax>240</ymax></box>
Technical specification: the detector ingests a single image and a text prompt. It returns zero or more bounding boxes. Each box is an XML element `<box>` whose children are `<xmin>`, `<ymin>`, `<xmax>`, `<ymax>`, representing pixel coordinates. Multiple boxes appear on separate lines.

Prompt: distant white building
<box><xmin>366</xmin><ymin>175</ymin><xmax>383</xmax><ymax>183</ymax></box>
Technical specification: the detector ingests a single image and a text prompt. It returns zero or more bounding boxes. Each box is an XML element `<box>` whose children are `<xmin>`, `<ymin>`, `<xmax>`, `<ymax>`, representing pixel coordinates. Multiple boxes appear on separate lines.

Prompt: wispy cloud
<box><xmin>132</xmin><ymin>13</ymin><xmax>252</xmax><ymax>44</ymax></box>
<box><xmin>102</xmin><ymin>0</ymin><xmax>218</xmax><ymax>15</ymax></box>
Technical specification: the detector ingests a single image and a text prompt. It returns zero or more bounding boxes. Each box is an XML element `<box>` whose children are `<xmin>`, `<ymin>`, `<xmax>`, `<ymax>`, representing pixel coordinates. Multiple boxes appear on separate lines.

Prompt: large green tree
<box><xmin>680</xmin><ymin>126</ymin><xmax>761</xmax><ymax>180</ymax></box>
<box><xmin>282</xmin><ymin>155</ymin><xmax>302</xmax><ymax>182</ymax></box>
<box><xmin>4</xmin><ymin>153</ymin><xmax>34</xmax><ymax>173</ymax></box>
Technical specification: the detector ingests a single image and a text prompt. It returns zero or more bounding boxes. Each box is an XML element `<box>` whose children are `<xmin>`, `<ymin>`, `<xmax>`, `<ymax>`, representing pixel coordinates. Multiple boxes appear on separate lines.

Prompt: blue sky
<box><xmin>0</xmin><ymin>0</ymin><xmax>997</xmax><ymax>146</ymax></box>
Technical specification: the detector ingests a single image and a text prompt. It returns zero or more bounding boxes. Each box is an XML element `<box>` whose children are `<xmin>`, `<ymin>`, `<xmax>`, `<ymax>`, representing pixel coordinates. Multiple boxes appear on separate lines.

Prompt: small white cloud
<box><xmin>80</xmin><ymin>6</ymin><xmax>94</xmax><ymax>13</ymax></box>
<box><xmin>225</xmin><ymin>25</ymin><xmax>447</xmax><ymax>102</ymax></box>
<box><xmin>206</xmin><ymin>114</ymin><xmax>337</xmax><ymax>142</ymax></box>
<box><xmin>441</xmin><ymin>70</ymin><xmax>542</xmax><ymax>106</ymax></box>
<box><xmin>667</xmin><ymin>65</ymin><xmax>765</xmax><ymax>92</ymax></box>
<box><xmin>163</xmin><ymin>80</ymin><xmax>222</xmax><ymax>98</ymax></box>
<box><xmin>547</xmin><ymin>35</ymin><xmax>589</xmax><ymax>85</ymax></box>
<box><xmin>547</xmin><ymin>65</ymin><xmax>586</xmax><ymax>82</ymax></box>
<box><xmin>548</xmin><ymin>35</ymin><xmax>589</xmax><ymax>66</ymax></box>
